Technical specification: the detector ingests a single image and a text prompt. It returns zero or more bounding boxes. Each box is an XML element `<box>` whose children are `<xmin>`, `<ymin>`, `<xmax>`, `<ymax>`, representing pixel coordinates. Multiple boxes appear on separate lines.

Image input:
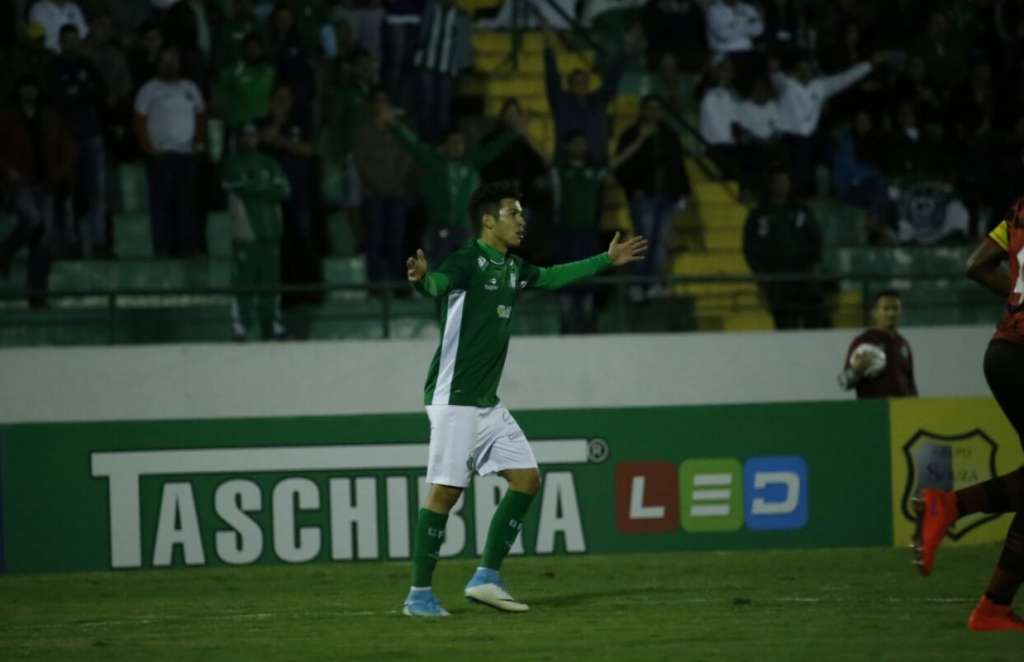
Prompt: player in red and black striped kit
<box><xmin>914</xmin><ymin>198</ymin><xmax>1024</xmax><ymax>632</ymax></box>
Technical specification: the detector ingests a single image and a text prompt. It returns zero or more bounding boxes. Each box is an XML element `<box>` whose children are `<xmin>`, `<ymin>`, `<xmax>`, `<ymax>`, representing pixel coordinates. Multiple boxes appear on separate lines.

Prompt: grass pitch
<box><xmin>1</xmin><ymin>545</ymin><xmax>1021</xmax><ymax>661</ymax></box>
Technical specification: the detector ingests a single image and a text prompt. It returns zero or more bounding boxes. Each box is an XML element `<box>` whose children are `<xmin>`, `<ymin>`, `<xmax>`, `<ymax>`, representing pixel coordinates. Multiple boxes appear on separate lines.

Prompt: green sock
<box><xmin>481</xmin><ymin>490</ymin><xmax>536</xmax><ymax>571</ymax></box>
<box><xmin>411</xmin><ymin>508</ymin><xmax>448</xmax><ymax>587</ymax></box>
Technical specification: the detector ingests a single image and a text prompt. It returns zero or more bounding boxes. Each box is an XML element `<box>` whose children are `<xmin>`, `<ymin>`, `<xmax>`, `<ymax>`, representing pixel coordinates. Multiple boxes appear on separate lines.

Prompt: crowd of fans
<box><xmin>0</xmin><ymin>1</ymin><xmax>1021</xmax><ymax>336</ymax></box>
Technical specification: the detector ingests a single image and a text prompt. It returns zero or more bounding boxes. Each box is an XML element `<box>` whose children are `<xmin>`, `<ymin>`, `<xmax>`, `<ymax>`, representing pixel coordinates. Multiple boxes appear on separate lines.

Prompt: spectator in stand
<box><xmin>641</xmin><ymin>0</ymin><xmax>706</xmax><ymax>70</ymax></box>
<box><xmin>268</xmin><ymin>3</ymin><xmax>317</xmax><ymax>123</ymax></box>
<box><xmin>218</xmin><ymin>0</ymin><xmax>265</xmax><ymax>68</ymax></box>
<box><xmin>259</xmin><ymin>83</ymin><xmax>316</xmax><ymax>247</ymax></box>
<box><xmin>222</xmin><ymin>121</ymin><xmax>291</xmax><ymax>341</ymax></box>
<box><xmin>326</xmin><ymin>47</ymin><xmax>376</xmax><ymax>198</ymax></box>
<box><xmin>163</xmin><ymin>0</ymin><xmax>222</xmax><ymax>94</ymax></box>
<box><xmin>543</xmin><ymin>26</ymin><xmax>638</xmax><ymax>164</ymax></box>
<box><xmin>0</xmin><ymin>75</ymin><xmax>75</xmax><ymax>308</ymax></box>
<box><xmin>912</xmin><ymin>10</ymin><xmax>966</xmax><ymax>91</ymax></box>
<box><xmin>890</xmin><ymin>54</ymin><xmax>944</xmax><ymax>132</ymax></box>
<box><xmin>699</xmin><ymin>56</ymin><xmax>740</xmax><ymax>163</ymax></box>
<box><xmin>703</xmin><ymin>0</ymin><xmax>763</xmax><ymax>88</ymax></box>
<box><xmin>381</xmin><ymin>0</ymin><xmax>423</xmax><ymax>111</ymax></box>
<box><xmin>381</xmin><ymin>107</ymin><xmax>521</xmax><ymax>262</ymax></box>
<box><xmin>129</xmin><ymin>21</ymin><xmax>164</xmax><ymax>97</ymax></box>
<box><xmin>216</xmin><ymin>32</ymin><xmax>275</xmax><ymax>147</ymax></box>
<box><xmin>703</xmin><ymin>0</ymin><xmax>763</xmax><ymax>54</ymax></box>
<box><xmin>28</xmin><ymin>0</ymin><xmax>88</xmax><ymax>52</ymax></box>
<box><xmin>743</xmin><ymin>165</ymin><xmax>828</xmax><ymax>329</ymax></box>
<box><xmin>4</xmin><ymin>24</ymin><xmax>56</xmax><ymax>116</ymax></box>
<box><xmin>769</xmin><ymin>51</ymin><xmax>885</xmax><ymax>196</ymax></box>
<box><xmin>290</xmin><ymin>0</ymin><xmax>330</xmax><ymax>56</ymax></box>
<box><xmin>352</xmin><ymin>87</ymin><xmax>413</xmax><ymax>288</ymax></box>
<box><xmin>411</xmin><ymin>0</ymin><xmax>473</xmax><ymax>142</ymax></box>
<box><xmin>550</xmin><ymin>128</ymin><xmax>653</xmax><ymax>332</ymax></box>
<box><xmin>838</xmin><ymin>290</ymin><xmax>917</xmax><ymax>399</ymax></box>
<box><xmin>885</xmin><ymin>101</ymin><xmax>946</xmax><ymax>181</ymax></box>
<box><xmin>831</xmin><ymin>110</ymin><xmax>896</xmax><ymax>244</ymax></box>
<box><xmin>480</xmin><ymin>99</ymin><xmax>551</xmax><ymax>264</ymax></box>
<box><xmin>644</xmin><ymin>53</ymin><xmax>694</xmax><ymax>127</ymax></box>
<box><xmin>134</xmin><ymin>46</ymin><xmax>207</xmax><ymax>257</ymax></box>
<box><xmin>258</xmin><ymin>82</ymin><xmax>321</xmax><ymax>305</ymax></box>
<box><xmin>736</xmin><ymin>76</ymin><xmax>781</xmax><ymax>145</ymax></box>
<box><xmin>615</xmin><ymin>94</ymin><xmax>690</xmax><ymax>299</ymax></box>
<box><xmin>82</xmin><ymin>13</ymin><xmax>134</xmax><ymax>158</ymax></box>
<box><xmin>820</xmin><ymin>21</ymin><xmax>887</xmax><ymax>131</ymax></box>
<box><xmin>50</xmin><ymin>24</ymin><xmax>108</xmax><ymax>258</ymax></box>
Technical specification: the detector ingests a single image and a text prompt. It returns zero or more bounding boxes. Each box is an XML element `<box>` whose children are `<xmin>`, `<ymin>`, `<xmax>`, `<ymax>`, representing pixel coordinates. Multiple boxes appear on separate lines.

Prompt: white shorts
<box><xmin>425</xmin><ymin>404</ymin><xmax>538</xmax><ymax>488</ymax></box>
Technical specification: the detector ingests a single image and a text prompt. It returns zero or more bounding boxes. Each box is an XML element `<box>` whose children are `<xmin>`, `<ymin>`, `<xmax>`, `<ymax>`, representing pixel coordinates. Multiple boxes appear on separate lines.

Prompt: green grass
<box><xmin>1</xmin><ymin>546</ymin><xmax>1020</xmax><ymax>661</ymax></box>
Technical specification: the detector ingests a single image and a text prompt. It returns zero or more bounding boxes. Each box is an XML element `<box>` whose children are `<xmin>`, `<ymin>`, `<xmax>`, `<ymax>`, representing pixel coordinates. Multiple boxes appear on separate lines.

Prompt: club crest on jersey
<box><xmin>477</xmin><ymin>256</ymin><xmax>487</xmax><ymax>270</ymax></box>
<box><xmin>900</xmin><ymin>429</ymin><xmax>999</xmax><ymax>540</ymax></box>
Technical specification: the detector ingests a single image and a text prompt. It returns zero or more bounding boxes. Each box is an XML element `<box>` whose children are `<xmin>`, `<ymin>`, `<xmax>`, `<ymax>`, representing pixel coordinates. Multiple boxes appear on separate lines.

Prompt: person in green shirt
<box><xmin>381</xmin><ymin>107</ymin><xmax>524</xmax><ymax>262</ymax></box>
<box><xmin>216</xmin><ymin>32</ymin><xmax>275</xmax><ymax>142</ymax></box>
<box><xmin>550</xmin><ymin>127</ymin><xmax>654</xmax><ymax>332</ymax></box>
<box><xmin>222</xmin><ymin>122</ymin><xmax>292</xmax><ymax>340</ymax></box>
<box><xmin>400</xmin><ymin>180</ymin><xmax>648</xmax><ymax>617</ymax></box>
<box><xmin>216</xmin><ymin>0</ymin><xmax>265</xmax><ymax>68</ymax></box>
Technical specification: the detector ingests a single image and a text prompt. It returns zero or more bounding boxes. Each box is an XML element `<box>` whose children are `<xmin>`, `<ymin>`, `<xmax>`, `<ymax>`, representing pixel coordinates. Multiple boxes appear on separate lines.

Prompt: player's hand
<box><xmin>607</xmin><ymin>232</ymin><xmax>648</xmax><ymax>267</ymax></box>
<box><xmin>406</xmin><ymin>249</ymin><xmax>428</xmax><ymax>282</ymax></box>
<box><xmin>850</xmin><ymin>350</ymin><xmax>873</xmax><ymax>375</ymax></box>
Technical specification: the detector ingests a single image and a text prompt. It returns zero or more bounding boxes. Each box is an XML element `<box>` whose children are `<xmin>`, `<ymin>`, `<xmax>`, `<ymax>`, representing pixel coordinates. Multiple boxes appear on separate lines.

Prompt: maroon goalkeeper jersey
<box><xmin>845</xmin><ymin>329</ymin><xmax>918</xmax><ymax>399</ymax></box>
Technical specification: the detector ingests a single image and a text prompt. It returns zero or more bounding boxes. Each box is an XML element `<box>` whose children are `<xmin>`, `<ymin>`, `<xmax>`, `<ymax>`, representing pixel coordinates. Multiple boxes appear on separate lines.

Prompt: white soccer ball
<box><xmin>850</xmin><ymin>343</ymin><xmax>887</xmax><ymax>378</ymax></box>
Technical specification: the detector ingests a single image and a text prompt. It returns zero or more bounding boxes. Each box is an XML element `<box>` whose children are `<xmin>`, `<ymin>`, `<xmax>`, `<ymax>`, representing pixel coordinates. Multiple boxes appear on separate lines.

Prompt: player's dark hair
<box><xmin>469</xmin><ymin>181</ymin><xmax>521</xmax><ymax>234</ymax></box>
<box><xmin>872</xmin><ymin>289</ymin><xmax>902</xmax><ymax>307</ymax></box>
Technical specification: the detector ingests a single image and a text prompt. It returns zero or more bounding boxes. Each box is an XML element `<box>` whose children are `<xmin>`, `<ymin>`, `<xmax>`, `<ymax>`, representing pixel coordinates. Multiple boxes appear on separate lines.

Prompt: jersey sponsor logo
<box><xmin>899</xmin><ymin>429</ymin><xmax>999</xmax><ymax>540</ymax></box>
<box><xmin>614</xmin><ymin>456</ymin><xmax>808</xmax><ymax>534</ymax></box>
<box><xmin>485</xmin><ymin>277</ymin><xmax>499</xmax><ymax>291</ymax></box>
<box><xmin>496</xmin><ymin>305</ymin><xmax>511</xmax><ymax>319</ymax></box>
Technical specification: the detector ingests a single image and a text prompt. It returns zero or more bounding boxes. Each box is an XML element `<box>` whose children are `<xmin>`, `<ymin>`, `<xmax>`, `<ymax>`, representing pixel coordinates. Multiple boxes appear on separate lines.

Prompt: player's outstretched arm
<box><xmin>530</xmin><ymin>232</ymin><xmax>648</xmax><ymax>290</ymax></box>
<box><xmin>407</xmin><ymin>249</ymin><xmax>454</xmax><ymax>297</ymax></box>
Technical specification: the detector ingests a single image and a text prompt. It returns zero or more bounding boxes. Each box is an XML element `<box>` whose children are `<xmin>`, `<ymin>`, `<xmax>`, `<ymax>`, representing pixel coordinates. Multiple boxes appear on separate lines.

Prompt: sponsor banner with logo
<box><xmin>0</xmin><ymin>402</ymin><xmax>893</xmax><ymax>573</ymax></box>
<box><xmin>889</xmin><ymin>398</ymin><xmax>1024</xmax><ymax>548</ymax></box>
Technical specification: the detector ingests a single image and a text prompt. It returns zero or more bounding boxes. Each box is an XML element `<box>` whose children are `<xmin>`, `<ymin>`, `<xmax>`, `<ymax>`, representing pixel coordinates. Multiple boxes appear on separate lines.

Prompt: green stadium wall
<box><xmin>4</xmin><ymin>397</ymin><xmax>1017</xmax><ymax>574</ymax></box>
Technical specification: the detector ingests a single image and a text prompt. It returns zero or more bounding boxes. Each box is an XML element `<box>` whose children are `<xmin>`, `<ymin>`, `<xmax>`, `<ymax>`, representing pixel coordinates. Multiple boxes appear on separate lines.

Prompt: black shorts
<box><xmin>984</xmin><ymin>340</ymin><xmax>1024</xmax><ymax>450</ymax></box>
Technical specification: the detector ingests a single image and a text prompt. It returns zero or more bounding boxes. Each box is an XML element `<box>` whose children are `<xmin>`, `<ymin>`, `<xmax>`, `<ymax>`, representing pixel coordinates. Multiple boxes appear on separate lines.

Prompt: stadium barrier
<box><xmin>2</xmin><ymin>398</ymin><xmax>1018</xmax><ymax>574</ymax></box>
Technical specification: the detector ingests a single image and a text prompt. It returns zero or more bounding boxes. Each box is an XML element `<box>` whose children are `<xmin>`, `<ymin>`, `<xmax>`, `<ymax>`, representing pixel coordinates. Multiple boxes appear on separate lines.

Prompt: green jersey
<box><xmin>222</xmin><ymin>150</ymin><xmax>292</xmax><ymax>241</ymax></box>
<box><xmin>555</xmin><ymin>161</ymin><xmax>608</xmax><ymax>230</ymax></box>
<box><xmin>216</xmin><ymin>61</ymin><xmax>275</xmax><ymax>128</ymax></box>
<box><xmin>416</xmin><ymin>240</ymin><xmax>613</xmax><ymax>407</ymax></box>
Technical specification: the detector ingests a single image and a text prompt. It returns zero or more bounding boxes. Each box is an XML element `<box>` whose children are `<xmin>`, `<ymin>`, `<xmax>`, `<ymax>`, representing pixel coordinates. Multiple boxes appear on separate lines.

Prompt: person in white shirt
<box><xmin>769</xmin><ymin>52</ymin><xmax>886</xmax><ymax>195</ymax></box>
<box><xmin>737</xmin><ymin>76</ymin><xmax>781</xmax><ymax>142</ymax></box>
<box><xmin>134</xmin><ymin>46</ymin><xmax>207</xmax><ymax>257</ymax></box>
<box><xmin>28</xmin><ymin>0</ymin><xmax>88</xmax><ymax>52</ymax></box>
<box><xmin>704</xmin><ymin>0</ymin><xmax>763</xmax><ymax>53</ymax></box>
<box><xmin>699</xmin><ymin>56</ymin><xmax>740</xmax><ymax>146</ymax></box>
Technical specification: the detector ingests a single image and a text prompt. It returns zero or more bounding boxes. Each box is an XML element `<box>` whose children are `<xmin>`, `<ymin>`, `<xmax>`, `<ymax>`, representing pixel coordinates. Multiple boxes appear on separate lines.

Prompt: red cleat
<box><xmin>911</xmin><ymin>488</ymin><xmax>958</xmax><ymax>576</ymax></box>
<box><xmin>968</xmin><ymin>596</ymin><xmax>1024</xmax><ymax>632</ymax></box>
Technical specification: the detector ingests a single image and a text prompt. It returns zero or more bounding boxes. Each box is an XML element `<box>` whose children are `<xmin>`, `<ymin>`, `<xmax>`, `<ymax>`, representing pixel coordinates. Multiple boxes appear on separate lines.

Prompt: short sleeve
<box><xmin>989</xmin><ymin>220</ymin><xmax>1009</xmax><ymax>252</ymax></box>
<box><xmin>134</xmin><ymin>82</ymin><xmax>153</xmax><ymax>115</ymax></box>
<box><xmin>188</xmin><ymin>82</ymin><xmax>207</xmax><ymax>113</ymax></box>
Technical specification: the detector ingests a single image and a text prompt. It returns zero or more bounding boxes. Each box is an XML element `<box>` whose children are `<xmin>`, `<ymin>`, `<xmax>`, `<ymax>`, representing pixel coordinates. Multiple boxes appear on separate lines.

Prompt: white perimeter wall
<box><xmin>0</xmin><ymin>326</ymin><xmax>993</xmax><ymax>424</ymax></box>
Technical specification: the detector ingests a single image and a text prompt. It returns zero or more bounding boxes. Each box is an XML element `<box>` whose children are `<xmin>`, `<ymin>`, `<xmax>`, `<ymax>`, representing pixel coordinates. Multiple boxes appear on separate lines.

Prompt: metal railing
<box><xmin>0</xmin><ymin>272</ymin><xmax>1001</xmax><ymax>346</ymax></box>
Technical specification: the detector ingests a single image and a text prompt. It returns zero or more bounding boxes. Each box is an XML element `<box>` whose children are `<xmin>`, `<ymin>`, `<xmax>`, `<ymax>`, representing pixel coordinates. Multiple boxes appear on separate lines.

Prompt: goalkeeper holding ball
<box><xmin>838</xmin><ymin>290</ymin><xmax>918</xmax><ymax>398</ymax></box>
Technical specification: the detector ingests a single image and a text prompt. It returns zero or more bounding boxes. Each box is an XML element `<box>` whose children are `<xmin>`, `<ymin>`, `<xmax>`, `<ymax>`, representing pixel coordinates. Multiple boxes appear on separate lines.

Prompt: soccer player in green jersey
<box><xmin>401</xmin><ymin>181</ymin><xmax>647</xmax><ymax>617</ymax></box>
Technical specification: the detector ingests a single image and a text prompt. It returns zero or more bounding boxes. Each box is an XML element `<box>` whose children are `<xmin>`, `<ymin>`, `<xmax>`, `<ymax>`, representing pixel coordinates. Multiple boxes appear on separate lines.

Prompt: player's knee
<box><xmin>510</xmin><ymin>469</ymin><xmax>541</xmax><ymax>496</ymax></box>
<box><xmin>426</xmin><ymin>484</ymin><xmax>463</xmax><ymax>512</ymax></box>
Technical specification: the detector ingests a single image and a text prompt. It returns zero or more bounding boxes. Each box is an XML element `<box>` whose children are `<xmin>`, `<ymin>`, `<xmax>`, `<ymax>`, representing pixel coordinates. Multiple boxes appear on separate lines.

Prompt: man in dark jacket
<box><xmin>0</xmin><ymin>75</ymin><xmax>76</xmax><ymax>307</ymax></box>
<box><xmin>615</xmin><ymin>94</ymin><xmax>690</xmax><ymax>297</ymax></box>
<box><xmin>743</xmin><ymin>166</ymin><xmax>827</xmax><ymax>329</ymax></box>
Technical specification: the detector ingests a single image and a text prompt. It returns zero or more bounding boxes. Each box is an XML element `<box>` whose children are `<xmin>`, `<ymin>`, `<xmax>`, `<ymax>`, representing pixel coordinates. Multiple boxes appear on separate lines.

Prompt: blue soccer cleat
<box><xmin>464</xmin><ymin>567</ymin><xmax>529</xmax><ymax>612</ymax></box>
<box><xmin>402</xmin><ymin>587</ymin><xmax>450</xmax><ymax>617</ymax></box>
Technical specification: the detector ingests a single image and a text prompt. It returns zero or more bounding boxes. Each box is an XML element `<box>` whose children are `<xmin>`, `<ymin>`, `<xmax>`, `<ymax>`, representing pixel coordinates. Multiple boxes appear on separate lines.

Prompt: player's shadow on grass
<box><xmin>527</xmin><ymin>587</ymin><xmax>681</xmax><ymax>608</ymax></box>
